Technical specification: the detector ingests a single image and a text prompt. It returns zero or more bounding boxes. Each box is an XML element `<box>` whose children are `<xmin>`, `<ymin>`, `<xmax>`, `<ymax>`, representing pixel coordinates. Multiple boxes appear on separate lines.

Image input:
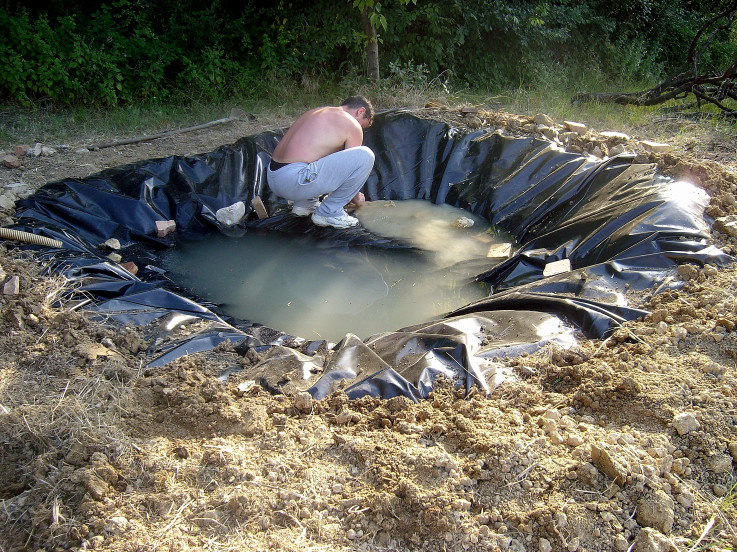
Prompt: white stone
<box><xmin>539</xmin><ymin>537</ymin><xmax>552</xmax><ymax>552</ymax></box>
<box><xmin>672</xmin><ymin>412</ymin><xmax>700</xmax><ymax>435</ymax></box>
<box><xmin>564</xmin><ymin>121</ymin><xmax>587</xmax><ymax>134</ymax></box>
<box><xmin>216</xmin><ymin>201</ymin><xmax>246</xmax><ymax>227</ymax></box>
<box><xmin>543</xmin><ymin>258</ymin><xmax>571</xmax><ymax>277</ymax></box>
<box><xmin>103</xmin><ymin>238</ymin><xmax>121</xmax><ymax>250</ymax></box>
<box><xmin>487</xmin><ymin>243</ymin><xmax>512</xmax><ymax>258</ymax></box>
<box><xmin>639</xmin><ymin>140</ymin><xmax>672</xmax><ymax>153</ymax></box>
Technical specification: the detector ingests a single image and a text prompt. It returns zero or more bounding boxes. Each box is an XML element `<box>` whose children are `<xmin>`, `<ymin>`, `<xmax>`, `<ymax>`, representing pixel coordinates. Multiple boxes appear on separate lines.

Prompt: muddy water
<box><xmin>163</xmin><ymin>200</ymin><xmax>515</xmax><ymax>342</ymax></box>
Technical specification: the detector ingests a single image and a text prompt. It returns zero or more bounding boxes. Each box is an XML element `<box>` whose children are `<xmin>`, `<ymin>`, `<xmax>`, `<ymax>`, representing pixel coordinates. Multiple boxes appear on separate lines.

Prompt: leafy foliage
<box><xmin>0</xmin><ymin>0</ymin><xmax>734</xmax><ymax>106</ymax></box>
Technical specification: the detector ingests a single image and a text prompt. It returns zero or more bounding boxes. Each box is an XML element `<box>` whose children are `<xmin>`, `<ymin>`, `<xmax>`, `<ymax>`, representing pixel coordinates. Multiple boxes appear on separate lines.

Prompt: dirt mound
<box><xmin>1</xmin><ymin>106</ymin><xmax>736</xmax><ymax>552</ymax></box>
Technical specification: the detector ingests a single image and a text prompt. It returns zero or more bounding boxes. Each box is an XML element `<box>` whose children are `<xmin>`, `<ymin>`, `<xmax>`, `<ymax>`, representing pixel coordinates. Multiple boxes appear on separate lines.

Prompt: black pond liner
<box><xmin>11</xmin><ymin>110</ymin><xmax>733</xmax><ymax>401</ymax></box>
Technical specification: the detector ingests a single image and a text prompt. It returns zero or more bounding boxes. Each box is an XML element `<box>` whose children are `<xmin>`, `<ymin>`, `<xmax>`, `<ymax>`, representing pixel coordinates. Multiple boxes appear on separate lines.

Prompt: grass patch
<box><xmin>2</xmin><ymin>74</ymin><xmax>735</xmax><ymax>149</ymax></box>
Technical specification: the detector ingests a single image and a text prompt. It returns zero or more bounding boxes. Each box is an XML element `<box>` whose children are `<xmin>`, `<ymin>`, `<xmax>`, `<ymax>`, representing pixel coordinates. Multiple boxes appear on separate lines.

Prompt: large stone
<box><xmin>636</xmin><ymin>489</ymin><xmax>674</xmax><ymax>534</ymax></box>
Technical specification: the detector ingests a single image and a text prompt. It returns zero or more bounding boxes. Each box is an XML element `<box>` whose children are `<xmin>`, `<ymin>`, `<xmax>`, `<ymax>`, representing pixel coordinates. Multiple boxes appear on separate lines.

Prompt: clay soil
<box><xmin>1</xmin><ymin>105</ymin><xmax>737</xmax><ymax>552</ymax></box>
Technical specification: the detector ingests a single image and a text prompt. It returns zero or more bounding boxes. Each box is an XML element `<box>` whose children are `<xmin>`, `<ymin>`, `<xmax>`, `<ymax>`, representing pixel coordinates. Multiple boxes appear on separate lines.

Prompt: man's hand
<box><xmin>350</xmin><ymin>192</ymin><xmax>365</xmax><ymax>207</ymax></box>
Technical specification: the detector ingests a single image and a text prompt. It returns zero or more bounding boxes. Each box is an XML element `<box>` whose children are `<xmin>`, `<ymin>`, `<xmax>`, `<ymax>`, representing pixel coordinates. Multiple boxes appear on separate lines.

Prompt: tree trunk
<box><xmin>362</xmin><ymin>8</ymin><xmax>380</xmax><ymax>81</ymax></box>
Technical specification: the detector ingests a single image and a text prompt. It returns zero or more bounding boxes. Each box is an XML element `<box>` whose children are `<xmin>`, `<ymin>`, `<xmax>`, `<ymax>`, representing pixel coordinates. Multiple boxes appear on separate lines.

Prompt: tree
<box><xmin>351</xmin><ymin>0</ymin><xmax>417</xmax><ymax>81</ymax></box>
<box><xmin>573</xmin><ymin>2</ymin><xmax>737</xmax><ymax>118</ymax></box>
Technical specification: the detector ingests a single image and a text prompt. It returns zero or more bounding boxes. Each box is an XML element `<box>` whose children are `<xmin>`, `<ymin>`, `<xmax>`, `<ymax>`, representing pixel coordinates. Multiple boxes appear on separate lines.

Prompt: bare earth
<box><xmin>1</xmin><ymin>106</ymin><xmax>736</xmax><ymax>552</ymax></box>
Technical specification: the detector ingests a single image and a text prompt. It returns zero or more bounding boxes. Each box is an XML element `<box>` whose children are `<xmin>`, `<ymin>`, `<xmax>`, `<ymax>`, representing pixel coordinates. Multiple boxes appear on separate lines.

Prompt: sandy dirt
<box><xmin>1</xmin><ymin>105</ymin><xmax>737</xmax><ymax>552</ymax></box>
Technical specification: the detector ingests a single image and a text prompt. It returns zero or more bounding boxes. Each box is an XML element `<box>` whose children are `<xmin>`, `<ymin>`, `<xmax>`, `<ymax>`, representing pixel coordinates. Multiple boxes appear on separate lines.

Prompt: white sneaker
<box><xmin>311</xmin><ymin>211</ymin><xmax>359</xmax><ymax>229</ymax></box>
<box><xmin>291</xmin><ymin>204</ymin><xmax>318</xmax><ymax>217</ymax></box>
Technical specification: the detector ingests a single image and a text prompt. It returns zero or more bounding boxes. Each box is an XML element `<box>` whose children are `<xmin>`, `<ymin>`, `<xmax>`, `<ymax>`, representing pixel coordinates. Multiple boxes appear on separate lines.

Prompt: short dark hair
<box><xmin>341</xmin><ymin>95</ymin><xmax>374</xmax><ymax>123</ymax></box>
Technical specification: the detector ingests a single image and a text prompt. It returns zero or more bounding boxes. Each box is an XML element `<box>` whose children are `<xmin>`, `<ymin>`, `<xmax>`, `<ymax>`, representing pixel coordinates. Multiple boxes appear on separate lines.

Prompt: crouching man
<box><xmin>266</xmin><ymin>96</ymin><xmax>375</xmax><ymax>229</ymax></box>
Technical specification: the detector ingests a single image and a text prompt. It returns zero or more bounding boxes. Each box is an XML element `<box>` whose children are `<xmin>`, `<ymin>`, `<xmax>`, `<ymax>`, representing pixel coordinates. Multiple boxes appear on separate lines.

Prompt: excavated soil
<box><xmin>1</xmin><ymin>105</ymin><xmax>736</xmax><ymax>552</ymax></box>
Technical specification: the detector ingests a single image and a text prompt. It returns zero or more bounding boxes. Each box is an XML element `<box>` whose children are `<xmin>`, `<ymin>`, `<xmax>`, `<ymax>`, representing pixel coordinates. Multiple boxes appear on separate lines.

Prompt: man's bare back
<box><xmin>272</xmin><ymin>105</ymin><xmax>369</xmax><ymax>164</ymax></box>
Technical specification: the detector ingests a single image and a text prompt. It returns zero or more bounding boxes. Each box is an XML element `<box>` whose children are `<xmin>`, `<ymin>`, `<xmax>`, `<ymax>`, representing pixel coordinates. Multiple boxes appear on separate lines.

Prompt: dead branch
<box><xmin>573</xmin><ymin>4</ymin><xmax>737</xmax><ymax>117</ymax></box>
<box><xmin>86</xmin><ymin>108</ymin><xmax>254</xmax><ymax>151</ymax></box>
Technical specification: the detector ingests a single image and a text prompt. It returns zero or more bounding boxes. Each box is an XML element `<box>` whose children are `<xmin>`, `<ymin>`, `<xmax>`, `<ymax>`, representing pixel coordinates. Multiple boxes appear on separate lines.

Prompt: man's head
<box><xmin>341</xmin><ymin>96</ymin><xmax>374</xmax><ymax>128</ymax></box>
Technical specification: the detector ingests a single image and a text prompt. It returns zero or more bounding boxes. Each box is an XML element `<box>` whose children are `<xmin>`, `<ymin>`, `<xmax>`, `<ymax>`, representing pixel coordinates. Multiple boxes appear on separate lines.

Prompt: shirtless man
<box><xmin>266</xmin><ymin>96</ymin><xmax>375</xmax><ymax>229</ymax></box>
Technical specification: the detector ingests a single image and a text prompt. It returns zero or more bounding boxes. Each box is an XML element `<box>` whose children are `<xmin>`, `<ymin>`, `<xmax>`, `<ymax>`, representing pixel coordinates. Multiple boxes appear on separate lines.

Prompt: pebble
<box><xmin>538</xmin><ymin>537</ymin><xmax>552</xmax><ymax>552</ymax></box>
<box><xmin>294</xmin><ymin>391</ymin><xmax>313</xmax><ymax>412</ymax></box>
<box><xmin>672</xmin><ymin>412</ymin><xmax>700</xmax><ymax>435</ymax></box>
<box><xmin>710</xmin><ymin>453</ymin><xmax>733</xmax><ymax>474</ymax></box>
<box><xmin>636</xmin><ymin>489</ymin><xmax>674</xmax><ymax>534</ymax></box>
<box><xmin>631</xmin><ymin>527</ymin><xmax>672</xmax><ymax>552</ymax></box>
<box><xmin>567</xmin><ymin>434</ymin><xmax>584</xmax><ymax>447</ymax></box>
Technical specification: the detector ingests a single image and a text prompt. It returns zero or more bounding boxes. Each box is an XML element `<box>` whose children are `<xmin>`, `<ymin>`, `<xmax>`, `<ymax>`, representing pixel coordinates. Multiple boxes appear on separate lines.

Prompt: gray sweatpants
<box><xmin>267</xmin><ymin>146</ymin><xmax>375</xmax><ymax>218</ymax></box>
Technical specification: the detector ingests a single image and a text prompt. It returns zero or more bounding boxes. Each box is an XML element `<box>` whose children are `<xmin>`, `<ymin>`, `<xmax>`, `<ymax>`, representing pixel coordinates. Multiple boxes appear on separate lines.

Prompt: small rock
<box><xmin>121</xmin><ymin>261</ymin><xmax>138</xmax><ymax>275</ymax></box>
<box><xmin>251</xmin><ymin>196</ymin><xmax>269</xmax><ymax>219</ymax></box>
<box><xmin>542</xmin><ymin>128</ymin><xmax>559</xmax><ymax>141</ymax></box>
<box><xmin>466</xmin><ymin>115</ymin><xmax>482</xmax><ymax>129</ymax></box>
<box><xmin>0</xmin><ymin>193</ymin><xmax>16</xmax><ymax>210</ymax></box>
<box><xmin>533</xmin><ymin>113</ymin><xmax>554</xmax><ymax>126</ymax></box>
<box><xmin>453</xmin><ymin>216</ymin><xmax>475</xmax><ymax>229</ymax></box>
<box><xmin>3</xmin><ymin>275</ymin><xmax>19</xmax><ymax>295</ymax></box>
<box><xmin>155</xmin><ymin>219</ymin><xmax>176</xmax><ymax>237</ymax></box>
<box><xmin>32</xmin><ymin>143</ymin><xmax>43</xmax><ymax>157</ymax></box>
<box><xmin>710</xmin><ymin>454</ymin><xmax>732</xmax><ymax>474</ymax></box>
<box><xmin>567</xmin><ymin>434</ymin><xmax>584</xmax><ymax>447</ymax></box>
<box><xmin>103</xmin><ymin>238</ymin><xmax>121</xmax><ymax>250</ymax></box>
<box><xmin>543</xmin><ymin>258</ymin><xmax>571</xmax><ymax>277</ymax></box>
<box><xmin>14</xmin><ymin>145</ymin><xmax>29</xmax><ymax>156</ymax></box>
<box><xmin>614</xmin><ymin>534</ymin><xmax>629</xmax><ymax>551</ymax></box>
<box><xmin>538</xmin><ymin>537</ymin><xmax>552</xmax><ymax>552</ymax></box>
<box><xmin>487</xmin><ymin>243</ymin><xmax>512</xmax><ymax>258</ymax></box>
<box><xmin>216</xmin><ymin>201</ymin><xmax>246</xmax><ymax>227</ymax></box>
<box><xmin>2</xmin><ymin>154</ymin><xmax>21</xmax><ymax>169</ymax></box>
<box><xmin>107</xmin><ymin>253</ymin><xmax>122</xmax><ymax>263</ymax></box>
<box><xmin>567</xmin><ymin>537</ymin><xmax>580</xmax><ymax>552</ymax></box>
<box><xmin>601</xmin><ymin>131</ymin><xmax>631</xmax><ymax>141</ymax></box>
<box><xmin>672</xmin><ymin>412</ymin><xmax>700</xmax><ymax>435</ymax></box>
<box><xmin>677</xmin><ymin>264</ymin><xmax>698</xmax><ymax>281</ymax></box>
<box><xmin>564</xmin><ymin>121</ymin><xmax>587</xmax><ymax>134</ymax></box>
<box><xmin>713</xmin><ymin>215</ymin><xmax>737</xmax><ymax>237</ymax></box>
<box><xmin>713</xmin><ymin>483</ymin><xmax>728</xmax><ymax>497</ymax></box>
<box><xmin>105</xmin><ymin>515</ymin><xmax>129</xmax><ymax>534</ymax></box>
<box><xmin>591</xmin><ymin>444</ymin><xmax>627</xmax><ymax>486</ymax></box>
<box><xmin>610</xmin><ymin>144</ymin><xmax>626</xmax><ymax>156</ymax></box>
<box><xmin>294</xmin><ymin>391</ymin><xmax>313</xmax><ymax>412</ymax></box>
<box><xmin>75</xmin><ymin>147</ymin><xmax>91</xmax><ymax>154</ymax></box>
<box><xmin>41</xmin><ymin>145</ymin><xmax>56</xmax><ymax>156</ymax></box>
<box><xmin>636</xmin><ymin>489</ymin><xmax>674</xmax><ymax>534</ymax></box>
<box><xmin>728</xmin><ymin>441</ymin><xmax>737</xmax><ymax>461</ymax></box>
<box><xmin>639</xmin><ymin>140</ymin><xmax>672</xmax><ymax>153</ymax></box>
<box><xmin>631</xmin><ymin>527</ymin><xmax>673</xmax><ymax>552</ymax></box>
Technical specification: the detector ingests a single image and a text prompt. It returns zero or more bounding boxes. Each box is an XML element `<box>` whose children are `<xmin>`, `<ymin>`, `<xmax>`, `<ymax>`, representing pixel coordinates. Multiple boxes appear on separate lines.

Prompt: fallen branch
<box><xmin>86</xmin><ymin>108</ymin><xmax>254</xmax><ymax>151</ymax></box>
<box><xmin>572</xmin><ymin>4</ymin><xmax>737</xmax><ymax>117</ymax></box>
